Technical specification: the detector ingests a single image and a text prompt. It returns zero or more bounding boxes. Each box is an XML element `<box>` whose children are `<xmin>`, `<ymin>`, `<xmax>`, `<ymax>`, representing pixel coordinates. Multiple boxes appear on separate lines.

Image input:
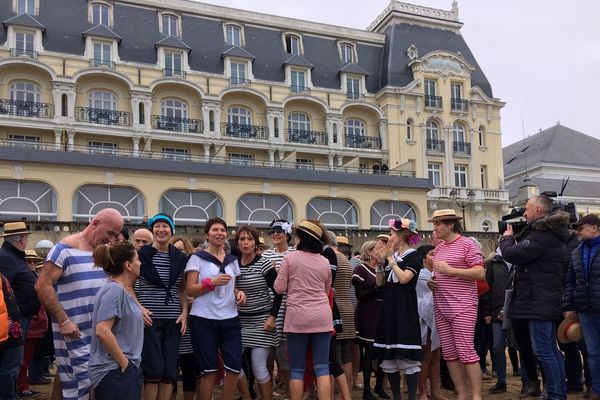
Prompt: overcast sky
<box><xmin>194</xmin><ymin>0</ymin><xmax>600</xmax><ymax>146</ymax></box>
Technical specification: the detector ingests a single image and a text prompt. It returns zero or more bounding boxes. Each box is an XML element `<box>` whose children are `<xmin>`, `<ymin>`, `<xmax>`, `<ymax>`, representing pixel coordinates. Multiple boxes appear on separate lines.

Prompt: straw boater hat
<box><xmin>295</xmin><ymin>220</ymin><xmax>323</xmax><ymax>243</ymax></box>
<box><xmin>0</xmin><ymin>222</ymin><xmax>31</xmax><ymax>237</ymax></box>
<box><xmin>376</xmin><ymin>234</ymin><xmax>390</xmax><ymax>242</ymax></box>
<box><xmin>25</xmin><ymin>249</ymin><xmax>43</xmax><ymax>263</ymax></box>
<box><xmin>336</xmin><ymin>236</ymin><xmax>352</xmax><ymax>247</ymax></box>
<box><xmin>427</xmin><ymin>209</ymin><xmax>463</xmax><ymax>223</ymax></box>
<box><xmin>557</xmin><ymin>319</ymin><xmax>583</xmax><ymax>344</ymax></box>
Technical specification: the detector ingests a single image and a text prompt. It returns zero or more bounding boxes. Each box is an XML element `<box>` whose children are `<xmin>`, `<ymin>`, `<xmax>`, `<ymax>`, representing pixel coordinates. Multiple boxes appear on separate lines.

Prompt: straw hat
<box><xmin>336</xmin><ymin>236</ymin><xmax>352</xmax><ymax>247</ymax></box>
<box><xmin>1</xmin><ymin>221</ymin><xmax>31</xmax><ymax>237</ymax></box>
<box><xmin>557</xmin><ymin>319</ymin><xmax>582</xmax><ymax>344</ymax></box>
<box><xmin>427</xmin><ymin>209</ymin><xmax>463</xmax><ymax>223</ymax></box>
<box><xmin>376</xmin><ymin>234</ymin><xmax>390</xmax><ymax>242</ymax></box>
<box><xmin>25</xmin><ymin>249</ymin><xmax>43</xmax><ymax>262</ymax></box>
<box><xmin>296</xmin><ymin>220</ymin><xmax>323</xmax><ymax>243</ymax></box>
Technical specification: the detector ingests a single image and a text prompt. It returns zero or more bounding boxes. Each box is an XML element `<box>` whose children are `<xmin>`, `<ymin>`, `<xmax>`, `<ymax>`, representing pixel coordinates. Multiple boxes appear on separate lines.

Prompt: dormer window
<box><xmin>286</xmin><ymin>35</ymin><xmax>299</xmax><ymax>55</ymax></box>
<box><xmin>91</xmin><ymin>3</ymin><xmax>110</xmax><ymax>25</ymax></box>
<box><xmin>340</xmin><ymin>43</ymin><xmax>354</xmax><ymax>63</ymax></box>
<box><xmin>226</xmin><ymin>25</ymin><xmax>241</xmax><ymax>46</ymax></box>
<box><xmin>164</xmin><ymin>51</ymin><xmax>183</xmax><ymax>76</ymax></box>
<box><xmin>15</xmin><ymin>31</ymin><xmax>35</xmax><ymax>57</ymax></box>
<box><xmin>16</xmin><ymin>0</ymin><xmax>36</xmax><ymax>14</ymax></box>
<box><xmin>161</xmin><ymin>14</ymin><xmax>179</xmax><ymax>36</ymax></box>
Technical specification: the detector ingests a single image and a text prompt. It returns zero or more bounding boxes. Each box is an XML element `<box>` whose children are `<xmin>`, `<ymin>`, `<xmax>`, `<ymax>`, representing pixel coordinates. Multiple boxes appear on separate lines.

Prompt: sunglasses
<box><xmin>269</xmin><ymin>229</ymin><xmax>285</xmax><ymax>235</ymax></box>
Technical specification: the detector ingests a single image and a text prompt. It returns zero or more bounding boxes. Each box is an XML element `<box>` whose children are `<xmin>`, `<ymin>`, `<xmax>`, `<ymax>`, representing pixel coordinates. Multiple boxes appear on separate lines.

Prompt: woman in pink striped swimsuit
<box><xmin>428</xmin><ymin>210</ymin><xmax>484</xmax><ymax>400</ymax></box>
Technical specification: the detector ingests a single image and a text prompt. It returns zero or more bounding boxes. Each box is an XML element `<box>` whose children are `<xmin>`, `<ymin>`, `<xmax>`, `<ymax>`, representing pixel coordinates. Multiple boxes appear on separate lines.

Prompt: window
<box><xmin>160</xmin><ymin>190</ymin><xmax>223</xmax><ymax>226</ymax></box>
<box><xmin>291</xmin><ymin>70</ymin><xmax>306</xmax><ymax>92</ymax></box>
<box><xmin>480</xmin><ymin>165</ymin><xmax>488</xmax><ymax>188</ymax></box>
<box><xmin>161</xmin><ymin>99</ymin><xmax>187</xmax><ymax>119</ymax></box>
<box><xmin>73</xmin><ymin>185</ymin><xmax>144</xmax><ymax>222</ymax></box>
<box><xmin>92</xmin><ymin>3</ymin><xmax>109</xmax><ymax>25</ymax></box>
<box><xmin>478</xmin><ymin>125</ymin><xmax>486</xmax><ymax>146</ymax></box>
<box><xmin>9</xmin><ymin>81</ymin><xmax>40</xmax><ymax>102</ymax></box>
<box><xmin>88</xmin><ymin>141</ymin><xmax>118</xmax><ymax>155</ymax></box>
<box><xmin>306</xmin><ymin>197</ymin><xmax>358</xmax><ymax>229</ymax></box>
<box><xmin>340</xmin><ymin>43</ymin><xmax>354</xmax><ymax>63</ymax></box>
<box><xmin>296</xmin><ymin>158</ymin><xmax>314</xmax><ymax>170</ymax></box>
<box><xmin>237</xmin><ymin>194</ymin><xmax>294</xmax><ymax>227</ymax></box>
<box><xmin>230</xmin><ymin>62</ymin><xmax>247</xmax><ymax>84</ymax></box>
<box><xmin>229</xmin><ymin>153</ymin><xmax>253</xmax><ymax>166</ymax></box>
<box><xmin>162</xmin><ymin>147</ymin><xmax>189</xmax><ymax>160</ymax></box>
<box><xmin>346</xmin><ymin>77</ymin><xmax>361</xmax><ymax>99</ymax></box>
<box><xmin>425</xmin><ymin>120</ymin><xmax>438</xmax><ymax>141</ymax></box>
<box><xmin>285</xmin><ymin>35</ymin><xmax>299</xmax><ymax>54</ymax></box>
<box><xmin>164</xmin><ymin>51</ymin><xmax>182</xmax><ymax>76</ymax></box>
<box><xmin>161</xmin><ymin>14</ymin><xmax>178</xmax><ymax>36</ymax></box>
<box><xmin>226</xmin><ymin>25</ymin><xmax>241</xmax><ymax>46</ymax></box>
<box><xmin>288</xmin><ymin>113</ymin><xmax>311</xmax><ymax>132</ymax></box>
<box><xmin>406</xmin><ymin>119</ymin><xmax>413</xmax><ymax>140</ymax></box>
<box><xmin>227</xmin><ymin>107</ymin><xmax>251</xmax><ymax>125</ymax></box>
<box><xmin>0</xmin><ymin>180</ymin><xmax>57</xmax><ymax>222</ymax></box>
<box><xmin>452</xmin><ymin>122</ymin><xmax>465</xmax><ymax>143</ymax></box>
<box><xmin>15</xmin><ymin>31</ymin><xmax>34</xmax><ymax>56</ymax></box>
<box><xmin>424</xmin><ymin>79</ymin><xmax>436</xmax><ymax>97</ymax></box>
<box><xmin>451</xmin><ymin>82</ymin><xmax>462</xmax><ymax>100</ymax></box>
<box><xmin>92</xmin><ymin>42</ymin><xmax>111</xmax><ymax>67</ymax></box>
<box><xmin>428</xmin><ymin>163</ymin><xmax>441</xmax><ymax>187</ymax></box>
<box><xmin>16</xmin><ymin>0</ymin><xmax>35</xmax><ymax>14</ymax></box>
<box><xmin>370</xmin><ymin>200</ymin><xmax>417</xmax><ymax>229</ymax></box>
<box><xmin>88</xmin><ymin>91</ymin><xmax>116</xmax><ymax>110</ymax></box>
<box><xmin>481</xmin><ymin>220</ymin><xmax>493</xmax><ymax>233</ymax></box>
<box><xmin>345</xmin><ymin>119</ymin><xmax>364</xmax><ymax>137</ymax></box>
<box><xmin>424</xmin><ymin>79</ymin><xmax>440</xmax><ymax>108</ymax></box>
<box><xmin>454</xmin><ymin>165</ymin><xmax>468</xmax><ymax>188</ymax></box>
<box><xmin>8</xmin><ymin>134</ymin><xmax>40</xmax><ymax>148</ymax></box>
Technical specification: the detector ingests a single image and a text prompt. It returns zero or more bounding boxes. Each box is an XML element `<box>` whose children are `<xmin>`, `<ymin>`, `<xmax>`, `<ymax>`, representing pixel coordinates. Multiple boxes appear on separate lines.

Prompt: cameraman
<box><xmin>499</xmin><ymin>195</ymin><xmax>570</xmax><ymax>400</ymax></box>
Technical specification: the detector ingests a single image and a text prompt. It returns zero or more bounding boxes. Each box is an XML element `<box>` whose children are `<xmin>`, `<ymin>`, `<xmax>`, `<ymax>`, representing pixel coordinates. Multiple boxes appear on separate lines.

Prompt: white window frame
<box><xmin>224</xmin><ymin>24</ymin><xmax>243</xmax><ymax>46</ymax></box>
<box><xmin>452</xmin><ymin>122</ymin><xmax>466</xmax><ymax>143</ymax></box>
<box><xmin>451</xmin><ymin>82</ymin><xmax>462</xmax><ymax>100</ymax></box>
<box><xmin>424</xmin><ymin>79</ymin><xmax>436</xmax><ymax>97</ymax></box>
<box><xmin>164</xmin><ymin>50</ymin><xmax>183</xmax><ymax>74</ymax></box>
<box><xmin>14</xmin><ymin>0</ymin><xmax>37</xmax><ymax>15</ymax></box>
<box><xmin>224</xmin><ymin>57</ymin><xmax>253</xmax><ymax>82</ymax></box>
<box><xmin>296</xmin><ymin>158</ymin><xmax>314</xmax><ymax>170</ymax></box>
<box><xmin>156</xmin><ymin>46</ymin><xmax>189</xmax><ymax>74</ymax></box>
<box><xmin>162</xmin><ymin>147</ymin><xmax>189</xmax><ymax>161</ymax></box>
<box><xmin>428</xmin><ymin>163</ymin><xmax>442</xmax><ymax>187</ymax></box>
<box><xmin>84</xmin><ymin>36</ymin><xmax>119</xmax><ymax>63</ymax></box>
<box><xmin>227</xmin><ymin>106</ymin><xmax>252</xmax><ymax>125</ymax></box>
<box><xmin>15</xmin><ymin>31</ymin><xmax>34</xmax><ymax>54</ymax></box>
<box><xmin>88</xmin><ymin>140</ymin><xmax>118</xmax><ymax>155</ymax></box>
<box><xmin>159</xmin><ymin>12</ymin><xmax>181</xmax><ymax>36</ymax></box>
<box><xmin>480</xmin><ymin>165</ymin><xmax>488</xmax><ymax>189</ymax></box>
<box><xmin>288</xmin><ymin>113</ymin><xmax>311</xmax><ymax>132</ymax></box>
<box><xmin>160</xmin><ymin>98</ymin><xmax>187</xmax><ymax>119</ymax></box>
<box><xmin>6</xmin><ymin>26</ymin><xmax>43</xmax><ymax>55</ymax></box>
<box><xmin>89</xmin><ymin>2</ymin><xmax>113</xmax><ymax>26</ymax></box>
<box><xmin>9</xmin><ymin>81</ymin><xmax>41</xmax><ymax>102</ymax></box>
<box><xmin>478</xmin><ymin>125</ymin><xmax>487</xmax><ymax>147</ymax></box>
<box><xmin>339</xmin><ymin>42</ymin><xmax>355</xmax><ymax>63</ymax></box>
<box><xmin>230</xmin><ymin>61</ymin><xmax>247</xmax><ymax>84</ymax></box>
<box><xmin>284</xmin><ymin>34</ymin><xmax>301</xmax><ymax>55</ymax></box>
<box><xmin>290</xmin><ymin>69</ymin><xmax>306</xmax><ymax>92</ymax></box>
<box><xmin>8</xmin><ymin>134</ymin><xmax>41</xmax><ymax>148</ymax></box>
<box><xmin>88</xmin><ymin>90</ymin><xmax>116</xmax><ymax>110</ymax></box>
<box><xmin>425</xmin><ymin>120</ymin><xmax>439</xmax><ymax>141</ymax></box>
<box><xmin>0</xmin><ymin>179</ymin><xmax>57</xmax><ymax>222</ymax></box>
<box><xmin>341</xmin><ymin>73</ymin><xmax>366</xmax><ymax>98</ymax></box>
<box><xmin>345</xmin><ymin>119</ymin><xmax>365</xmax><ymax>136</ymax></box>
<box><xmin>454</xmin><ymin>165</ymin><xmax>468</xmax><ymax>188</ymax></box>
<box><xmin>406</xmin><ymin>119</ymin><xmax>414</xmax><ymax>140</ymax></box>
<box><xmin>228</xmin><ymin>153</ymin><xmax>253</xmax><ymax>166</ymax></box>
<box><xmin>92</xmin><ymin>41</ymin><xmax>112</xmax><ymax>66</ymax></box>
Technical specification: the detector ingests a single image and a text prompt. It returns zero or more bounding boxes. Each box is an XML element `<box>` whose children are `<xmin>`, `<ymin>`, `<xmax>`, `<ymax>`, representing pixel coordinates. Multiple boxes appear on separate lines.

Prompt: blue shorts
<box><xmin>141</xmin><ymin>318</ymin><xmax>181</xmax><ymax>383</ymax></box>
<box><xmin>94</xmin><ymin>363</ymin><xmax>143</xmax><ymax>400</ymax></box>
<box><xmin>190</xmin><ymin>316</ymin><xmax>242</xmax><ymax>374</ymax></box>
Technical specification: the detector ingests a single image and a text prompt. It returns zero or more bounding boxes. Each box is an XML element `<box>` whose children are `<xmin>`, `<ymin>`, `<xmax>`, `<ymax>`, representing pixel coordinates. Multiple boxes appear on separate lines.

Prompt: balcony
<box><xmin>10</xmin><ymin>48</ymin><xmax>38</xmax><ymax>58</ymax></box>
<box><xmin>90</xmin><ymin>59</ymin><xmax>115</xmax><ymax>69</ymax></box>
<box><xmin>428</xmin><ymin>187</ymin><xmax>509</xmax><ymax>203</ymax></box>
<box><xmin>291</xmin><ymin>85</ymin><xmax>311</xmax><ymax>94</ymax></box>
<box><xmin>451</xmin><ymin>98</ymin><xmax>469</xmax><ymax>113</ymax></box>
<box><xmin>75</xmin><ymin>107</ymin><xmax>132</xmax><ymax>127</ymax></box>
<box><xmin>230</xmin><ymin>77</ymin><xmax>250</xmax><ymax>86</ymax></box>
<box><xmin>152</xmin><ymin>115</ymin><xmax>202</xmax><ymax>133</ymax></box>
<box><xmin>347</xmin><ymin>92</ymin><xmax>365</xmax><ymax>100</ymax></box>
<box><xmin>426</xmin><ymin>138</ymin><xmax>445</xmax><ymax>153</ymax></box>
<box><xmin>424</xmin><ymin>95</ymin><xmax>442</xmax><ymax>109</ymax></box>
<box><xmin>343</xmin><ymin>134</ymin><xmax>381</xmax><ymax>149</ymax></box>
<box><xmin>0</xmin><ymin>99</ymin><xmax>54</xmax><ymax>119</ymax></box>
<box><xmin>285</xmin><ymin>129</ymin><xmax>328</xmax><ymax>145</ymax></box>
<box><xmin>453</xmin><ymin>141</ymin><xmax>471</xmax><ymax>156</ymax></box>
<box><xmin>222</xmin><ymin>123</ymin><xmax>268</xmax><ymax>140</ymax></box>
<box><xmin>163</xmin><ymin>69</ymin><xmax>186</xmax><ymax>78</ymax></box>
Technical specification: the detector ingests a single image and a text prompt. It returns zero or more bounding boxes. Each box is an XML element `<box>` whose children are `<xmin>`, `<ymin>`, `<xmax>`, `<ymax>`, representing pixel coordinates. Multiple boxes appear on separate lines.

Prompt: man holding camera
<box><xmin>499</xmin><ymin>195</ymin><xmax>570</xmax><ymax>400</ymax></box>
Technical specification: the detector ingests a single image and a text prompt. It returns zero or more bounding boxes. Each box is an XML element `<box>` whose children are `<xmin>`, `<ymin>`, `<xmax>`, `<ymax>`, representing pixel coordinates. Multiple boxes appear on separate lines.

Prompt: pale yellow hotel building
<box><xmin>0</xmin><ymin>0</ymin><xmax>509</xmax><ymax>233</ymax></box>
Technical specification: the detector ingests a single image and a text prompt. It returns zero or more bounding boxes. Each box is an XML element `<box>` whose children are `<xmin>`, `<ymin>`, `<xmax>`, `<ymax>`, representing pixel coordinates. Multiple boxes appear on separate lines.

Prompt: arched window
<box><xmin>285</xmin><ymin>34</ymin><xmax>300</xmax><ymax>54</ymax></box>
<box><xmin>226</xmin><ymin>25</ymin><xmax>241</xmax><ymax>46</ymax></box>
<box><xmin>0</xmin><ymin>180</ymin><xmax>57</xmax><ymax>221</ymax></box>
<box><xmin>160</xmin><ymin>190</ymin><xmax>223</xmax><ymax>226</ymax></box>
<box><xmin>228</xmin><ymin>107</ymin><xmax>252</xmax><ymax>125</ymax></box>
<box><xmin>161</xmin><ymin>99</ymin><xmax>187</xmax><ymax>119</ymax></box>
<box><xmin>288</xmin><ymin>113</ymin><xmax>311</xmax><ymax>131</ymax></box>
<box><xmin>306</xmin><ymin>197</ymin><xmax>358</xmax><ymax>229</ymax></box>
<box><xmin>237</xmin><ymin>194</ymin><xmax>293</xmax><ymax>227</ymax></box>
<box><xmin>73</xmin><ymin>185</ymin><xmax>145</xmax><ymax>222</ymax></box>
<box><xmin>345</xmin><ymin>119</ymin><xmax>365</xmax><ymax>136</ymax></box>
<box><xmin>162</xmin><ymin>14</ymin><xmax>178</xmax><ymax>36</ymax></box>
<box><xmin>425</xmin><ymin>120</ymin><xmax>438</xmax><ymax>141</ymax></box>
<box><xmin>452</xmin><ymin>122</ymin><xmax>466</xmax><ymax>143</ymax></box>
<box><xmin>478</xmin><ymin>125</ymin><xmax>486</xmax><ymax>146</ymax></box>
<box><xmin>370</xmin><ymin>201</ymin><xmax>417</xmax><ymax>229</ymax></box>
<box><xmin>340</xmin><ymin>43</ymin><xmax>354</xmax><ymax>63</ymax></box>
<box><xmin>61</xmin><ymin>93</ymin><xmax>68</xmax><ymax>117</ymax></box>
<box><xmin>406</xmin><ymin>119</ymin><xmax>414</xmax><ymax>140</ymax></box>
<box><xmin>92</xmin><ymin>3</ymin><xmax>110</xmax><ymax>25</ymax></box>
<box><xmin>481</xmin><ymin>219</ymin><xmax>493</xmax><ymax>233</ymax></box>
<box><xmin>88</xmin><ymin>91</ymin><xmax>116</xmax><ymax>110</ymax></box>
<box><xmin>9</xmin><ymin>81</ymin><xmax>41</xmax><ymax>103</ymax></box>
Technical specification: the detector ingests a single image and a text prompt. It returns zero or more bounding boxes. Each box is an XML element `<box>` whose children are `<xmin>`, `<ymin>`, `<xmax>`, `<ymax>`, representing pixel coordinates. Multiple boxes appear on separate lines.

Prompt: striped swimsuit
<box><xmin>47</xmin><ymin>242</ymin><xmax>107</xmax><ymax>400</ymax></box>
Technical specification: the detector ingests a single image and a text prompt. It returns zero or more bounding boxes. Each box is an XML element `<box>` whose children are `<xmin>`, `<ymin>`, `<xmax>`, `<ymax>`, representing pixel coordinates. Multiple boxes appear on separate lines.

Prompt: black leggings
<box><xmin>329</xmin><ymin>336</ymin><xmax>345</xmax><ymax>377</ymax></box>
<box><xmin>358</xmin><ymin>340</ymin><xmax>384</xmax><ymax>390</ymax></box>
<box><xmin>511</xmin><ymin>319</ymin><xmax>540</xmax><ymax>383</ymax></box>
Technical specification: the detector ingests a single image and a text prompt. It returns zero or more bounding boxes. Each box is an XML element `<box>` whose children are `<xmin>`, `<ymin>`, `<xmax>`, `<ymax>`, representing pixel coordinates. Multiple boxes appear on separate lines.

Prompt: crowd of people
<box><xmin>0</xmin><ymin>194</ymin><xmax>598</xmax><ymax>400</ymax></box>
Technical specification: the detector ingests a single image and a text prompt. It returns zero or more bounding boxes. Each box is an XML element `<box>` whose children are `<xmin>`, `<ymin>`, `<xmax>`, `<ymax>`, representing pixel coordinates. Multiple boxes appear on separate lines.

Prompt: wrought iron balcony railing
<box><xmin>343</xmin><ymin>134</ymin><xmax>381</xmax><ymax>149</ymax></box>
<box><xmin>285</xmin><ymin>129</ymin><xmax>328</xmax><ymax>145</ymax></box>
<box><xmin>75</xmin><ymin>107</ymin><xmax>132</xmax><ymax>127</ymax></box>
<box><xmin>291</xmin><ymin>85</ymin><xmax>310</xmax><ymax>94</ymax></box>
<box><xmin>453</xmin><ymin>141</ymin><xmax>471</xmax><ymax>155</ymax></box>
<box><xmin>424</xmin><ymin>95</ymin><xmax>442</xmax><ymax>109</ymax></box>
<box><xmin>152</xmin><ymin>115</ymin><xmax>202</xmax><ymax>133</ymax></box>
<box><xmin>426</xmin><ymin>138</ymin><xmax>445</xmax><ymax>152</ymax></box>
<box><xmin>451</xmin><ymin>98</ymin><xmax>469</xmax><ymax>112</ymax></box>
<box><xmin>10</xmin><ymin>48</ymin><xmax>38</xmax><ymax>58</ymax></box>
<box><xmin>90</xmin><ymin>59</ymin><xmax>115</xmax><ymax>69</ymax></box>
<box><xmin>222</xmin><ymin>123</ymin><xmax>268</xmax><ymax>140</ymax></box>
<box><xmin>0</xmin><ymin>99</ymin><xmax>54</xmax><ymax>119</ymax></box>
<box><xmin>163</xmin><ymin>69</ymin><xmax>186</xmax><ymax>78</ymax></box>
<box><xmin>230</xmin><ymin>77</ymin><xmax>250</xmax><ymax>86</ymax></box>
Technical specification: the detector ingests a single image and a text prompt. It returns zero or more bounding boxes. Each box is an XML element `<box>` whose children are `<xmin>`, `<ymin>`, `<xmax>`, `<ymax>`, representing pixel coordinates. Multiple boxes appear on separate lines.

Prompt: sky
<box><xmin>192</xmin><ymin>0</ymin><xmax>600</xmax><ymax>146</ymax></box>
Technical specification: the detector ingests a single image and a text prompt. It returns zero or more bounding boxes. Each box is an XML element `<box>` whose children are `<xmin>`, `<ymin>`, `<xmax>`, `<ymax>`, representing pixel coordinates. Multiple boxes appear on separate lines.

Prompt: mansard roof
<box><xmin>340</xmin><ymin>63</ymin><xmax>370</xmax><ymax>76</ymax></box>
<box><xmin>83</xmin><ymin>24</ymin><xmax>121</xmax><ymax>41</ymax></box>
<box><xmin>3</xmin><ymin>13</ymin><xmax>45</xmax><ymax>30</ymax></box>
<box><xmin>283</xmin><ymin>54</ymin><xmax>314</xmax><ymax>69</ymax></box>
<box><xmin>155</xmin><ymin>35</ymin><xmax>191</xmax><ymax>50</ymax></box>
<box><xmin>222</xmin><ymin>45</ymin><xmax>255</xmax><ymax>59</ymax></box>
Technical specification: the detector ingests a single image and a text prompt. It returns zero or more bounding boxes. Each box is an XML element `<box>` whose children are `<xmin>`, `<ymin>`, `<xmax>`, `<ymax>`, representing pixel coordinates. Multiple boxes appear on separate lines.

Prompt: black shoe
<box><xmin>18</xmin><ymin>390</ymin><xmax>40</xmax><ymax>399</ymax></box>
<box><xmin>373</xmin><ymin>386</ymin><xmax>390</xmax><ymax>400</ymax></box>
<box><xmin>489</xmin><ymin>382</ymin><xmax>507</xmax><ymax>394</ymax></box>
<box><xmin>519</xmin><ymin>381</ymin><xmax>541</xmax><ymax>398</ymax></box>
<box><xmin>363</xmin><ymin>389</ymin><xmax>378</xmax><ymax>400</ymax></box>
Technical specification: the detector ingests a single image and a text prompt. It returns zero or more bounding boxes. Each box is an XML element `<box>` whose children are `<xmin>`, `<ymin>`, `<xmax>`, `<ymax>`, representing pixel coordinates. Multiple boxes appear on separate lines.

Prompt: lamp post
<box><xmin>449</xmin><ymin>188</ymin><xmax>476</xmax><ymax>231</ymax></box>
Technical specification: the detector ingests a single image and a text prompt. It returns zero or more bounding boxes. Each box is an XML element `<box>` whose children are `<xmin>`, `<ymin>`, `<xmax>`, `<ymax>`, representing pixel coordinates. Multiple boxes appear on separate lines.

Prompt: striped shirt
<box><xmin>432</xmin><ymin>235</ymin><xmax>484</xmax><ymax>318</ymax></box>
<box><xmin>135</xmin><ymin>252</ymin><xmax>182</xmax><ymax>319</ymax></box>
<box><xmin>47</xmin><ymin>242</ymin><xmax>107</xmax><ymax>400</ymax></box>
<box><xmin>262</xmin><ymin>248</ymin><xmax>294</xmax><ymax>340</ymax></box>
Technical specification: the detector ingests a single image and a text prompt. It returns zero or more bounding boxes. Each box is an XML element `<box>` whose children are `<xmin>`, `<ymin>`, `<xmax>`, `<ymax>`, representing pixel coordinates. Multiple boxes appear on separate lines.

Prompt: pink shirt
<box><xmin>432</xmin><ymin>235</ymin><xmax>484</xmax><ymax>317</ymax></box>
<box><xmin>274</xmin><ymin>251</ymin><xmax>332</xmax><ymax>333</ymax></box>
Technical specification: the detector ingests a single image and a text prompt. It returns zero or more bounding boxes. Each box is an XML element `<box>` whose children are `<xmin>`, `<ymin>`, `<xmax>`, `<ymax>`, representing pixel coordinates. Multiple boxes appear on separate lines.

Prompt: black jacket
<box><xmin>485</xmin><ymin>255</ymin><xmax>513</xmax><ymax>320</ymax></box>
<box><xmin>138</xmin><ymin>244</ymin><xmax>188</xmax><ymax>306</ymax></box>
<box><xmin>499</xmin><ymin>212</ymin><xmax>570</xmax><ymax>321</ymax></box>
<box><xmin>0</xmin><ymin>241</ymin><xmax>40</xmax><ymax>317</ymax></box>
<box><xmin>562</xmin><ymin>238</ymin><xmax>600</xmax><ymax>313</ymax></box>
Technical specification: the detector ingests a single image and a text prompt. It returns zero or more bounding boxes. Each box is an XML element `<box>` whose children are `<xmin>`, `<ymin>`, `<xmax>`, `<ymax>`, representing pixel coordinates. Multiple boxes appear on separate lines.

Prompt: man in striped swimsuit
<box><xmin>35</xmin><ymin>208</ymin><xmax>123</xmax><ymax>400</ymax></box>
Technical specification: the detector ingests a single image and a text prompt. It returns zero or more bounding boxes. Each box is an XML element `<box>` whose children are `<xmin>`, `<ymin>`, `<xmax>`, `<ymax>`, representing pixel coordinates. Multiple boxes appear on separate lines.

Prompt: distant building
<box><xmin>504</xmin><ymin>123</ymin><xmax>600</xmax><ymax>216</ymax></box>
<box><xmin>0</xmin><ymin>0</ymin><xmax>507</xmax><ymax>231</ymax></box>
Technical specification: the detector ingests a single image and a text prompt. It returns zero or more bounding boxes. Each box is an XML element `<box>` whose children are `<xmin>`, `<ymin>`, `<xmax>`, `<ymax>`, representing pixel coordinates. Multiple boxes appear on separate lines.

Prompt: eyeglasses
<box><xmin>269</xmin><ymin>229</ymin><xmax>285</xmax><ymax>235</ymax></box>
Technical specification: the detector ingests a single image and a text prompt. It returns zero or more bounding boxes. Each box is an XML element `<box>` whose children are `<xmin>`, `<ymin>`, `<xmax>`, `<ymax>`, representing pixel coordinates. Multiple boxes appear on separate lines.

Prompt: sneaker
<box><xmin>488</xmin><ymin>383</ymin><xmax>507</xmax><ymax>394</ymax></box>
<box><xmin>18</xmin><ymin>390</ymin><xmax>40</xmax><ymax>398</ymax></box>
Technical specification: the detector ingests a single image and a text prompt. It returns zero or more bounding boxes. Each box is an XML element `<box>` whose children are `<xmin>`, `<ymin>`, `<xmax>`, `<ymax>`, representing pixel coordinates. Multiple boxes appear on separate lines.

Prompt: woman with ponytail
<box><xmin>89</xmin><ymin>242</ymin><xmax>144</xmax><ymax>399</ymax></box>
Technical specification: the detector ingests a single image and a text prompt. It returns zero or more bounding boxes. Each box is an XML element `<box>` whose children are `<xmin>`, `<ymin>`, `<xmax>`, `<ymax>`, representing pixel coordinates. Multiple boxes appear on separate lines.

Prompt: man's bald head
<box><xmin>84</xmin><ymin>208</ymin><xmax>124</xmax><ymax>246</ymax></box>
<box><xmin>133</xmin><ymin>228</ymin><xmax>153</xmax><ymax>249</ymax></box>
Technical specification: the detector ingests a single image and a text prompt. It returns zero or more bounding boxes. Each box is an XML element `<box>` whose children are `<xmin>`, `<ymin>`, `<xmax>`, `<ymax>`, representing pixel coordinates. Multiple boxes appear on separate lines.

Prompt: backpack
<box><xmin>0</xmin><ymin>274</ymin><xmax>22</xmax><ymax>348</ymax></box>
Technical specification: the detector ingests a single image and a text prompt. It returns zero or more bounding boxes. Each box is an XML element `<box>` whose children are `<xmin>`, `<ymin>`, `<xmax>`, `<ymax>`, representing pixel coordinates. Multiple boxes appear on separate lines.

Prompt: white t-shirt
<box><xmin>185</xmin><ymin>253</ymin><xmax>241</xmax><ymax>320</ymax></box>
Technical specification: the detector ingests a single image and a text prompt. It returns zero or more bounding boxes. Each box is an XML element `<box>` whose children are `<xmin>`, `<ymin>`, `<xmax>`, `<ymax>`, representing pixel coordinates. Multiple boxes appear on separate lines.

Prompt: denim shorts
<box><xmin>141</xmin><ymin>318</ymin><xmax>181</xmax><ymax>383</ymax></box>
<box><xmin>190</xmin><ymin>316</ymin><xmax>242</xmax><ymax>374</ymax></box>
<box><xmin>94</xmin><ymin>363</ymin><xmax>143</xmax><ymax>400</ymax></box>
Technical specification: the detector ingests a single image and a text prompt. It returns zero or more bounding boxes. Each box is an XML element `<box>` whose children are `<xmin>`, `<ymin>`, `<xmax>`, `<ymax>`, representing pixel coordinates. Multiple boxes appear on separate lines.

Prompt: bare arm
<box><xmin>387</xmin><ymin>256</ymin><xmax>415</xmax><ymax>284</ymax></box>
<box><xmin>95</xmin><ymin>318</ymin><xmax>129</xmax><ymax>372</ymax></box>
<box><xmin>176</xmin><ymin>277</ymin><xmax>189</xmax><ymax>334</ymax></box>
